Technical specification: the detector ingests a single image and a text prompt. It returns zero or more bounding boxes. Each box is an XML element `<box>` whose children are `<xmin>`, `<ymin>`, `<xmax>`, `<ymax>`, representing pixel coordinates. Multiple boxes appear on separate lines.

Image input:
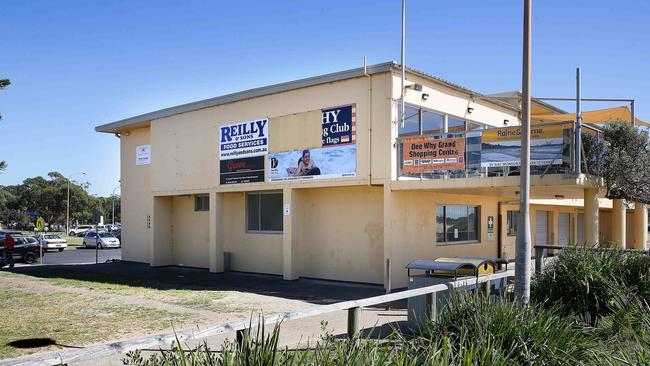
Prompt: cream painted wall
<box><xmin>121</xmin><ymin>127</ymin><xmax>153</xmax><ymax>263</ymax></box>
<box><xmin>171</xmin><ymin>195</ymin><xmax>210</xmax><ymax>268</ymax></box>
<box><xmin>222</xmin><ymin>192</ymin><xmax>283</xmax><ymax>275</ymax></box>
<box><xmin>147</xmin><ymin>74</ymin><xmax>395</xmax><ymax>194</ymax></box>
<box><xmin>298</xmin><ymin>186</ymin><xmax>384</xmax><ymax>284</ymax></box>
<box><xmin>394</xmin><ymin>72</ymin><xmax>520</xmax><ymax>129</ymax></box>
<box><xmin>387</xmin><ymin>191</ymin><xmax>500</xmax><ymax>289</ymax></box>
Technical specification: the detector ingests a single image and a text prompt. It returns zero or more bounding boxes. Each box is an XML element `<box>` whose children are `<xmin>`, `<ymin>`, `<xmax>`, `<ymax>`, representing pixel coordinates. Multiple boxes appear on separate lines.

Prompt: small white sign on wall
<box><xmin>136</xmin><ymin>144</ymin><xmax>151</xmax><ymax>166</ymax></box>
<box><xmin>283</xmin><ymin>203</ymin><xmax>291</xmax><ymax>216</ymax></box>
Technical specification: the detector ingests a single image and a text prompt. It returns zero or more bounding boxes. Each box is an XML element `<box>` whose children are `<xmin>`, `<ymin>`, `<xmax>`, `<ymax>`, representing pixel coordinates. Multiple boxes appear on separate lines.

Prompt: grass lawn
<box><xmin>0</xmin><ymin>284</ymin><xmax>191</xmax><ymax>359</ymax></box>
<box><xmin>21</xmin><ymin>231</ymin><xmax>84</xmax><ymax>246</ymax></box>
<box><xmin>45</xmin><ymin>276</ymin><xmax>233</xmax><ymax>313</ymax></box>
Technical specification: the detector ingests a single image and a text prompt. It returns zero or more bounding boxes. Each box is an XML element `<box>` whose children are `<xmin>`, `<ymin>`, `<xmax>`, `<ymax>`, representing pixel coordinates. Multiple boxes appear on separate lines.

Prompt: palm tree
<box><xmin>0</xmin><ymin>161</ymin><xmax>6</xmax><ymax>173</ymax></box>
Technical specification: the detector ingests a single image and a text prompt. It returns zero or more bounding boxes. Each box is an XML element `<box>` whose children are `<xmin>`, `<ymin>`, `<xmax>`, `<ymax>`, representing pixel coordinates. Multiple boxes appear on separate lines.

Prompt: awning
<box><xmin>532</xmin><ymin>106</ymin><xmax>650</xmax><ymax>127</ymax></box>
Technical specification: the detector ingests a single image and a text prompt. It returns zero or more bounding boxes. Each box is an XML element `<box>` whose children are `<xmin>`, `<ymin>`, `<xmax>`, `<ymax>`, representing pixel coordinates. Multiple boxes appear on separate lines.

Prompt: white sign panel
<box><xmin>219</xmin><ymin>118</ymin><xmax>269</xmax><ymax>160</ymax></box>
<box><xmin>283</xmin><ymin>203</ymin><xmax>291</xmax><ymax>216</ymax></box>
<box><xmin>136</xmin><ymin>144</ymin><xmax>151</xmax><ymax>166</ymax></box>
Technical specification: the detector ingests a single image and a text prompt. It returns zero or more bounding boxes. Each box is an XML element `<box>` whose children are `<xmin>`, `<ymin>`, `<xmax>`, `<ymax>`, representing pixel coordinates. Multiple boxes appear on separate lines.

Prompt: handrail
<box><xmin>1</xmin><ymin>270</ymin><xmax>514</xmax><ymax>366</ymax></box>
<box><xmin>533</xmin><ymin>245</ymin><xmax>649</xmax><ymax>272</ymax></box>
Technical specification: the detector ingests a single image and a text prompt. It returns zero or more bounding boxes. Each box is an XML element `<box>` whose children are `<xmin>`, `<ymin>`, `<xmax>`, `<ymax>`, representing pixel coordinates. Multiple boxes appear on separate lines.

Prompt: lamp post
<box><xmin>515</xmin><ymin>0</ymin><xmax>533</xmax><ymax>304</ymax></box>
<box><xmin>111</xmin><ymin>185</ymin><xmax>120</xmax><ymax>226</ymax></box>
<box><xmin>66</xmin><ymin>172</ymin><xmax>86</xmax><ymax>236</ymax></box>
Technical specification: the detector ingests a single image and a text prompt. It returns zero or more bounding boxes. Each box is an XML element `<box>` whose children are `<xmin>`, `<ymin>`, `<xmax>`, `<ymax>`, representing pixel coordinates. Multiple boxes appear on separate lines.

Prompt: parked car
<box><xmin>0</xmin><ymin>230</ymin><xmax>23</xmax><ymax>242</ymax></box>
<box><xmin>35</xmin><ymin>233</ymin><xmax>68</xmax><ymax>252</ymax></box>
<box><xmin>83</xmin><ymin>231</ymin><xmax>121</xmax><ymax>249</ymax></box>
<box><xmin>69</xmin><ymin>225</ymin><xmax>93</xmax><ymax>237</ymax></box>
<box><xmin>112</xmin><ymin>228</ymin><xmax>121</xmax><ymax>241</ymax></box>
<box><xmin>0</xmin><ymin>235</ymin><xmax>41</xmax><ymax>264</ymax></box>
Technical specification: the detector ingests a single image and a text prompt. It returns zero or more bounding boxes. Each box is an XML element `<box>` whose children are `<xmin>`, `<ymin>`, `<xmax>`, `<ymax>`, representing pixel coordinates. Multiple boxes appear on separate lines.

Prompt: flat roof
<box><xmin>95</xmin><ymin>61</ymin><xmax>519</xmax><ymax>134</ymax></box>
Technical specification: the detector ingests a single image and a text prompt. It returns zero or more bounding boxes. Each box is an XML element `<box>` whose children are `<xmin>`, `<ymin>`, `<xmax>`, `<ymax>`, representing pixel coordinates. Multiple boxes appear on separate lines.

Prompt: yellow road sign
<box><xmin>36</xmin><ymin>217</ymin><xmax>45</xmax><ymax>231</ymax></box>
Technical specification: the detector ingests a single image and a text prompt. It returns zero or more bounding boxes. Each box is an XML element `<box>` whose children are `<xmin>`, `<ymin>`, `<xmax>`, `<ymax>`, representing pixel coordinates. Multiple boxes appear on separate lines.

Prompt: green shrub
<box><xmin>424</xmin><ymin>292</ymin><xmax>596</xmax><ymax>365</ymax></box>
<box><xmin>531</xmin><ymin>247</ymin><xmax>650</xmax><ymax>324</ymax></box>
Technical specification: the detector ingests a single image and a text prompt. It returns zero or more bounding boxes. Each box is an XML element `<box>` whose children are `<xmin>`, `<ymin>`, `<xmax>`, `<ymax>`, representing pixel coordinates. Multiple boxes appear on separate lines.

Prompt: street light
<box><xmin>66</xmin><ymin>172</ymin><xmax>86</xmax><ymax>236</ymax></box>
<box><xmin>111</xmin><ymin>185</ymin><xmax>120</xmax><ymax>226</ymax></box>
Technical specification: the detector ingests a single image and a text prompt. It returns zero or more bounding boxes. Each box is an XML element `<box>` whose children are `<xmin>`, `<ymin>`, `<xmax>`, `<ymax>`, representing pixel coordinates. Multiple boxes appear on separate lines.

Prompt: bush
<box><xmin>531</xmin><ymin>247</ymin><xmax>650</xmax><ymax>324</ymax></box>
<box><xmin>424</xmin><ymin>292</ymin><xmax>596</xmax><ymax>365</ymax></box>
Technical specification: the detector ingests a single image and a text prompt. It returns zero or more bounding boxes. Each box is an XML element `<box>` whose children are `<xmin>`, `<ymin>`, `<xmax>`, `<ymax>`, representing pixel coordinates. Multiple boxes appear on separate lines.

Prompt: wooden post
<box><xmin>481</xmin><ymin>280</ymin><xmax>491</xmax><ymax>297</ymax></box>
<box><xmin>347</xmin><ymin>307</ymin><xmax>360</xmax><ymax>338</ymax></box>
<box><xmin>425</xmin><ymin>292</ymin><xmax>436</xmax><ymax>322</ymax></box>
<box><xmin>534</xmin><ymin>246</ymin><xmax>543</xmax><ymax>273</ymax></box>
<box><xmin>236</xmin><ymin>329</ymin><xmax>245</xmax><ymax>346</ymax></box>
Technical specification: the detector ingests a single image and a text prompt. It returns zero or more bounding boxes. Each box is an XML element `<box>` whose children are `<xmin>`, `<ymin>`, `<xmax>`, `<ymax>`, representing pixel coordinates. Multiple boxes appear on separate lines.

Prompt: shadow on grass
<box><xmin>7</xmin><ymin>337</ymin><xmax>83</xmax><ymax>350</ymax></box>
<box><xmin>10</xmin><ymin>262</ymin><xmax>401</xmax><ymax>308</ymax></box>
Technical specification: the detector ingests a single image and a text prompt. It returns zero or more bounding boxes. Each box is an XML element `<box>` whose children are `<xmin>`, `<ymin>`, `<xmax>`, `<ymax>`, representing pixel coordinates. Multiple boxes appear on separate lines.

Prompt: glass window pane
<box><xmin>448</xmin><ymin>117</ymin><xmax>465</xmax><ymax>133</ymax></box>
<box><xmin>467</xmin><ymin>121</ymin><xmax>483</xmax><ymax>130</ymax></box>
<box><xmin>399</xmin><ymin>106</ymin><xmax>420</xmax><ymax>136</ymax></box>
<box><xmin>436</xmin><ymin>206</ymin><xmax>445</xmax><ymax>242</ymax></box>
<box><xmin>247</xmin><ymin>194</ymin><xmax>260</xmax><ymax>231</ymax></box>
<box><xmin>468</xmin><ymin>206</ymin><xmax>478</xmax><ymax>241</ymax></box>
<box><xmin>507</xmin><ymin>210</ymin><xmax>519</xmax><ymax>236</ymax></box>
<box><xmin>422</xmin><ymin>111</ymin><xmax>444</xmax><ymax>135</ymax></box>
<box><xmin>445</xmin><ymin>205</ymin><xmax>467</xmax><ymax>241</ymax></box>
<box><xmin>260</xmin><ymin>193</ymin><xmax>283</xmax><ymax>231</ymax></box>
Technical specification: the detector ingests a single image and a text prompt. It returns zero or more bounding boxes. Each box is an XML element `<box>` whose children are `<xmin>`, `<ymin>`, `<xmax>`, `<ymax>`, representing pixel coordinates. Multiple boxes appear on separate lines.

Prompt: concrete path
<box><xmin>70</xmin><ymin>307</ymin><xmax>408</xmax><ymax>366</ymax></box>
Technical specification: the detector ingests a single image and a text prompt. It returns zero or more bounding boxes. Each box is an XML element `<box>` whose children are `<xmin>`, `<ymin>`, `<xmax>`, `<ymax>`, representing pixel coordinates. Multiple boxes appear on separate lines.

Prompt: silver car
<box><xmin>82</xmin><ymin>231</ymin><xmax>121</xmax><ymax>249</ymax></box>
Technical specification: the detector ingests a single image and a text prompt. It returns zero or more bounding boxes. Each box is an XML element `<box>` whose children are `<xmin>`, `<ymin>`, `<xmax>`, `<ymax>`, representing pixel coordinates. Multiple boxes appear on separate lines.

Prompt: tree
<box><xmin>0</xmin><ymin>161</ymin><xmax>6</xmax><ymax>173</ymax></box>
<box><xmin>0</xmin><ymin>78</ymin><xmax>9</xmax><ymax>121</ymax></box>
<box><xmin>584</xmin><ymin>123</ymin><xmax>650</xmax><ymax>204</ymax></box>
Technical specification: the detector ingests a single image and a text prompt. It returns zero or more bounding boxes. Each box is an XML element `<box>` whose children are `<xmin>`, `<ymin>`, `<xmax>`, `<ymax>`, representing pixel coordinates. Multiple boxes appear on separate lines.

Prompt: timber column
<box><xmin>584</xmin><ymin>188</ymin><xmax>600</xmax><ymax>245</ymax></box>
<box><xmin>612</xmin><ymin>199</ymin><xmax>627</xmax><ymax>248</ymax></box>
<box><xmin>633</xmin><ymin>203</ymin><xmax>648</xmax><ymax>250</ymax></box>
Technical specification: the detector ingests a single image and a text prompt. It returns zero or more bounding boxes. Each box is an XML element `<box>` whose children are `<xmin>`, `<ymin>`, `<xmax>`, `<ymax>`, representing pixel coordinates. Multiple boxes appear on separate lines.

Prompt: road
<box><xmin>37</xmin><ymin>247</ymin><xmax>121</xmax><ymax>265</ymax></box>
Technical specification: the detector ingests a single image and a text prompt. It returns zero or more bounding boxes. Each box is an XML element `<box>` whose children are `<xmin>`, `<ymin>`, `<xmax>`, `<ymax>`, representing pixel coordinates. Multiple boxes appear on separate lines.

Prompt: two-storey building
<box><xmin>96</xmin><ymin>62</ymin><xmax>648</xmax><ymax>289</ymax></box>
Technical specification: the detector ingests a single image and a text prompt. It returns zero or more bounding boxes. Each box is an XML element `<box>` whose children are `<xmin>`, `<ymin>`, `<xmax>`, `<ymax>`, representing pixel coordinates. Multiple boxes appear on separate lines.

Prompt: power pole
<box><xmin>515</xmin><ymin>0</ymin><xmax>533</xmax><ymax>304</ymax></box>
<box><xmin>400</xmin><ymin>0</ymin><xmax>406</xmax><ymax>127</ymax></box>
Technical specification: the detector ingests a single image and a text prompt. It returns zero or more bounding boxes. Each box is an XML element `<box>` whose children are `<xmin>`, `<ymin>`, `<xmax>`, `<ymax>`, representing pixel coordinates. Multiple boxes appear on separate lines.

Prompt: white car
<box><xmin>36</xmin><ymin>234</ymin><xmax>68</xmax><ymax>252</ymax></box>
<box><xmin>83</xmin><ymin>231</ymin><xmax>121</xmax><ymax>249</ymax></box>
<box><xmin>69</xmin><ymin>225</ymin><xmax>93</xmax><ymax>237</ymax></box>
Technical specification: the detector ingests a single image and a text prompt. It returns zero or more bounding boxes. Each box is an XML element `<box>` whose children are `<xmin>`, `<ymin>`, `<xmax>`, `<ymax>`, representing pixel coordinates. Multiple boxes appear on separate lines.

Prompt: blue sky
<box><xmin>1</xmin><ymin>0</ymin><xmax>648</xmax><ymax>195</ymax></box>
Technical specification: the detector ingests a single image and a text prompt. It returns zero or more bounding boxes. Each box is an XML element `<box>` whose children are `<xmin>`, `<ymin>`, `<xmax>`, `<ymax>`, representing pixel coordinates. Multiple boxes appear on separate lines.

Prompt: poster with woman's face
<box><xmin>268</xmin><ymin>144</ymin><xmax>356</xmax><ymax>181</ymax></box>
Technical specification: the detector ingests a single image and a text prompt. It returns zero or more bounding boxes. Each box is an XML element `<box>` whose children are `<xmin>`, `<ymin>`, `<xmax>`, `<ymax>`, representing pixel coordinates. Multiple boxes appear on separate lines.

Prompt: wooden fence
<box><xmin>1</xmin><ymin>270</ymin><xmax>514</xmax><ymax>366</ymax></box>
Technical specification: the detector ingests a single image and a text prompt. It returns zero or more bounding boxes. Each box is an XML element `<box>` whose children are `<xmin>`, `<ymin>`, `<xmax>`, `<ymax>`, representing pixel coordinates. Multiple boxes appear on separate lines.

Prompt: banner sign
<box><xmin>402</xmin><ymin>134</ymin><xmax>465</xmax><ymax>174</ymax></box>
<box><xmin>268</xmin><ymin>144</ymin><xmax>356</xmax><ymax>181</ymax></box>
<box><xmin>322</xmin><ymin>104</ymin><xmax>355</xmax><ymax>146</ymax></box>
<box><xmin>480</xmin><ymin>124</ymin><xmax>570</xmax><ymax>168</ymax></box>
<box><xmin>136</xmin><ymin>144</ymin><xmax>151</xmax><ymax>166</ymax></box>
<box><xmin>219</xmin><ymin>156</ymin><xmax>265</xmax><ymax>185</ymax></box>
<box><xmin>219</xmin><ymin>118</ymin><xmax>269</xmax><ymax>160</ymax></box>
<box><xmin>268</xmin><ymin>103</ymin><xmax>357</xmax><ymax>182</ymax></box>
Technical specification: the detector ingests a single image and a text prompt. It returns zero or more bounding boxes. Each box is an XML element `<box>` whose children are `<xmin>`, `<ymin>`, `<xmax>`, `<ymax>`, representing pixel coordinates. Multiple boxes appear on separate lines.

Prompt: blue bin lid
<box><xmin>406</xmin><ymin>259</ymin><xmax>477</xmax><ymax>272</ymax></box>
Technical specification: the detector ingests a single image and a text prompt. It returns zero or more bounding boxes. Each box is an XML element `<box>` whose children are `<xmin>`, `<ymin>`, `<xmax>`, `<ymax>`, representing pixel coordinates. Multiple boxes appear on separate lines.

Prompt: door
<box><xmin>558</xmin><ymin>213</ymin><xmax>570</xmax><ymax>246</ymax></box>
<box><xmin>577</xmin><ymin>213</ymin><xmax>585</xmax><ymax>244</ymax></box>
<box><xmin>535</xmin><ymin>211</ymin><xmax>549</xmax><ymax>245</ymax></box>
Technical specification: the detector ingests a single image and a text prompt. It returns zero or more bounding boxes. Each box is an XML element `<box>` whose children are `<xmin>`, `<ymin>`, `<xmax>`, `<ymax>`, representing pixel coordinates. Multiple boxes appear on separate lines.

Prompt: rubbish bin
<box><xmin>406</xmin><ymin>256</ymin><xmax>504</xmax><ymax>331</ymax></box>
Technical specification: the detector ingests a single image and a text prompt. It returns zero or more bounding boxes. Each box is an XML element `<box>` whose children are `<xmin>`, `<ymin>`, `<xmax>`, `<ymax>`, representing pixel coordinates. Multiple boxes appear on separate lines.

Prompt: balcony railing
<box><xmin>397</xmin><ymin>121</ymin><xmax>601</xmax><ymax>180</ymax></box>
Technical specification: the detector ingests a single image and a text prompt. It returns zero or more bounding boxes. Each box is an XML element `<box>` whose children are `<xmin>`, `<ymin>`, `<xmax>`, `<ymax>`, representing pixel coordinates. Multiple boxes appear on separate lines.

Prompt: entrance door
<box><xmin>577</xmin><ymin>213</ymin><xmax>585</xmax><ymax>244</ymax></box>
<box><xmin>535</xmin><ymin>211</ymin><xmax>549</xmax><ymax>245</ymax></box>
<box><xmin>558</xmin><ymin>213</ymin><xmax>570</xmax><ymax>245</ymax></box>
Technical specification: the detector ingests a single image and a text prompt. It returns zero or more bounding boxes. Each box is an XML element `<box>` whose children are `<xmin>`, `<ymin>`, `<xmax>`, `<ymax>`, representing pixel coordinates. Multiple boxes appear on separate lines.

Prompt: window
<box><xmin>422</xmin><ymin>110</ymin><xmax>444</xmax><ymax>135</ymax></box>
<box><xmin>398</xmin><ymin>106</ymin><xmax>421</xmax><ymax>136</ymax></box>
<box><xmin>247</xmin><ymin>193</ymin><xmax>283</xmax><ymax>232</ymax></box>
<box><xmin>436</xmin><ymin>205</ymin><xmax>479</xmax><ymax>243</ymax></box>
<box><xmin>195</xmin><ymin>195</ymin><xmax>209</xmax><ymax>211</ymax></box>
<box><xmin>447</xmin><ymin>117</ymin><xmax>466</xmax><ymax>133</ymax></box>
<box><xmin>507</xmin><ymin>210</ymin><xmax>519</xmax><ymax>236</ymax></box>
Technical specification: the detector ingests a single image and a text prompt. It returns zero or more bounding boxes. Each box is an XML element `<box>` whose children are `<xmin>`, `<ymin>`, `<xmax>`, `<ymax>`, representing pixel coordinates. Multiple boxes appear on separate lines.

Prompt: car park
<box><xmin>83</xmin><ymin>231</ymin><xmax>121</xmax><ymax>249</ymax></box>
<box><xmin>69</xmin><ymin>225</ymin><xmax>93</xmax><ymax>236</ymax></box>
<box><xmin>35</xmin><ymin>233</ymin><xmax>68</xmax><ymax>252</ymax></box>
<box><xmin>0</xmin><ymin>235</ymin><xmax>41</xmax><ymax>264</ymax></box>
